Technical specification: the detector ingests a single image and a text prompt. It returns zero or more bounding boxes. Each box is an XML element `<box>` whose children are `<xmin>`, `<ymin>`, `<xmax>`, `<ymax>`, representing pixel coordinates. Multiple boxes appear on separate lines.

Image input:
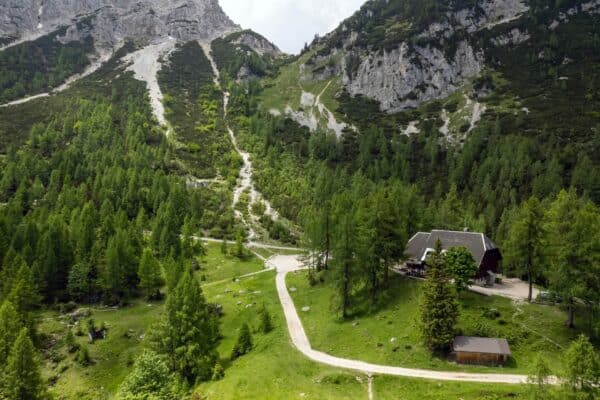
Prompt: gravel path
<box><xmin>271</xmin><ymin>255</ymin><xmax>533</xmax><ymax>384</ymax></box>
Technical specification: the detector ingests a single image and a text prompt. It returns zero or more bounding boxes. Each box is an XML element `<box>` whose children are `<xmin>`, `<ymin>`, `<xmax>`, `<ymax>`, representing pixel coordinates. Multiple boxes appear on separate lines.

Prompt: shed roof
<box><xmin>453</xmin><ymin>336</ymin><xmax>511</xmax><ymax>356</ymax></box>
<box><xmin>405</xmin><ymin>230</ymin><xmax>500</xmax><ymax>266</ymax></box>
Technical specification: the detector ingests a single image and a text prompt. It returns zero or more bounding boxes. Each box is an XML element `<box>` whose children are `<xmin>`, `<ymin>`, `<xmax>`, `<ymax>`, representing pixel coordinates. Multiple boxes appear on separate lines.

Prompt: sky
<box><xmin>219</xmin><ymin>0</ymin><xmax>367</xmax><ymax>54</ymax></box>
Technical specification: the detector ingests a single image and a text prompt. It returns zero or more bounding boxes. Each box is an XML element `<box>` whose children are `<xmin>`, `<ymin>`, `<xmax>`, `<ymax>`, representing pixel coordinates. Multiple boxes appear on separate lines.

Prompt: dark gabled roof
<box><xmin>405</xmin><ymin>230</ymin><xmax>500</xmax><ymax>266</ymax></box>
<box><xmin>453</xmin><ymin>336</ymin><xmax>511</xmax><ymax>356</ymax></box>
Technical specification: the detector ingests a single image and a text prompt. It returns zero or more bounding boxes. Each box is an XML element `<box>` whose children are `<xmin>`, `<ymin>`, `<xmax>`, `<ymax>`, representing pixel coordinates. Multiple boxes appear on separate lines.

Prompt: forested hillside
<box><xmin>0</xmin><ymin>0</ymin><xmax>599</xmax><ymax>399</ymax></box>
<box><xmin>221</xmin><ymin>0</ymin><xmax>600</xmax><ymax>338</ymax></box>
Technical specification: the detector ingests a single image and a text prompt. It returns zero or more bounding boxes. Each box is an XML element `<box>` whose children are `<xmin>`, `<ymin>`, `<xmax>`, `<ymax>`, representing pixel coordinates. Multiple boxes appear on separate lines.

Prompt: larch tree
<box><xmin>150</xmin><ymin>268</ymin><xmax>220</xmax><ymax>383</ymax></box>
<box><xmin>0</xmin><ymin>301</ymin><xmax>23</xmax><ymax>367</ymax></box>
<box><xmin>138</xmin><ymin>248</ymin><xmax>163</xmax><ymax>300</ymax></box>
<box><xmin>562</xmin><ymin>335</ymin><xmax>599</xmax><ymax>400</ymax></box>
<box><xmin>545</xmin><ymin>191</ymin><xmax>600</xmax><ymax>328</ymax></box>
<box><xmin>504</xmin><ymin>196</ymin><xmax>545</xmax><ymax>302</ymax></box>
<box><xmin>419</xmin><ymin>240</ymin><xmax>459</xmax><ymax>352</ymax></box>
<box><xmin>331</xmin><ymin>193</ymin><xmax>357</xmax><ymax>319</ymax></box>
<box><xmin>1</xmin><ymin>328</ymin><xmax>46</xmax><ymax>400</ymax></box>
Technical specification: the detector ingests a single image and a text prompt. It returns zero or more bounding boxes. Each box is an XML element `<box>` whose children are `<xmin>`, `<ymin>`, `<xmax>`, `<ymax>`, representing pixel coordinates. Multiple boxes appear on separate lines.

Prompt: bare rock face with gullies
<box><xmin>0</xmin><ymin>0</ymin><xmax>240</xmax><ymax>48</ymax></box>
<box><xmin>313</xmin><ymin>0</ymin><xmax>533</xmax><ymax>113</ymax></box>
<box><xmin>342</xmin><ymin>41</ymin><xmax>484</xmax><ymax>113</ymax></box>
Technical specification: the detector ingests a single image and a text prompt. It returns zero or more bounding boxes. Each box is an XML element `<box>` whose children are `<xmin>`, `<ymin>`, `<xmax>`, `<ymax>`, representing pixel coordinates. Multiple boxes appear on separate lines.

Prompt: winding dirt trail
<box><xmin>269</xmin><ymin>255</ymin><xmax>542</xmax><ymax>385</ymax></box>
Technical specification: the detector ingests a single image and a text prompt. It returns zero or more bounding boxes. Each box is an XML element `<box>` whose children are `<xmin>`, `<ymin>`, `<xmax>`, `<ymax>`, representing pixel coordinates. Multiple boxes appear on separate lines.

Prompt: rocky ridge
<box><xmin>0</xmin><ymin>0</ymin><xmax>239</xmax><ymax>50</ymax></box>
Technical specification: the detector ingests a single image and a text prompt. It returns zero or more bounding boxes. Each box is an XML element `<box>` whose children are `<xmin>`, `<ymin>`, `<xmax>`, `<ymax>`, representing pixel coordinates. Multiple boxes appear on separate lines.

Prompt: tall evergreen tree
<box><xmin>5</xmin><ymin>263</ymin><xmax>41</xmax><ymax>334</ymax></box>
<box><xmin>504</xmin><ymin>196</ymin><xmax>545</xmax><ymax>302</ymax></box>
<box><xmin>1</xmin><ymin>328</ymin><xmax>46</xmax><ymax>400</ymax></box>
<box><xmin>419</xmin><ymin>240</ymin><xmax>459</xmax><ymax>352</ymax></box>
<box><xmin>0</xmin><ymin>301</ymin><xmax>23</xmax><ymax>367</ymax></box>
<box><xmin>150</xmin><ymin>269</ymin><xmax>219</xmax><ymax>383</ymax></box>
<box><xmin>331</xmin><ymin>193</ymin><xmax>357</xmax><ymax>319</ymax></box>
<box><xmin>562</xmin><ymin>335</ymin><xmax>600</xmax><ymax>399</ymax></box>
<box><xmin>138</xmin><ymin>248</ymin><xmax>163</xmax><ymax>300</ymax></box>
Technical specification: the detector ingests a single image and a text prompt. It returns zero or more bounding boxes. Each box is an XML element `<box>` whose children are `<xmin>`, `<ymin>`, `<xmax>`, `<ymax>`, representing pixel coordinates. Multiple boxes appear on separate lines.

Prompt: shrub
<box><xmin>65</xmin><ymin>329</ymin><xmax>79</xmax><ymax>353</ymax></box>
<box><xmin>482</xmin><ymin>308</ymin><xmax>501</xmax><ymax>320</ymax></box>
<box><xmin>468</xmin><ymin>321</ymin><xmax>497</xmax><ymax>338</ymax></box>
<box><xmin>212</xmin><ymin>362</ymin><xmax>224</xmax><ymax>381</ymax></box>
<box><xmin>76</xmin><ymin>346</ymin><xmax>92</xmax><ymax>366</ymax></box>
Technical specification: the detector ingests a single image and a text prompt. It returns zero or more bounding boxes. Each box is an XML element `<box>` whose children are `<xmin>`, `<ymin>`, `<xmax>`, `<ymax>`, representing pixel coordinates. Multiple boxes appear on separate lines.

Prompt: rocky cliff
<box><xmin>0</xmin><ymin>0</ymin><xmax>239</xmax><ymax>49</ymax></box>
<box><xmin>302</xmin><ymin>0</ymin><xmax>600</xmax><ymax>114</ymax></box>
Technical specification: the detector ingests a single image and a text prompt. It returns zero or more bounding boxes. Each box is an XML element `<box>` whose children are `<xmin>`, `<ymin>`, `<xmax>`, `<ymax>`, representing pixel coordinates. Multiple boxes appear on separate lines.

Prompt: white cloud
<box><xmin>219</xmin><ymin>0</ymin><xmax>366</xmax><ymax>54</ymax></box>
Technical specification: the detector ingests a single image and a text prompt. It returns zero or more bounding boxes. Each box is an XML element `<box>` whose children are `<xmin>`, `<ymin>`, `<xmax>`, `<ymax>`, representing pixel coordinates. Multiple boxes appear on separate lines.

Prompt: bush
<box><xmin>76</xmin><ymin>346</ymin><xmax>92</xmax><ymax>366</ymax></box>
<box><xmin>211</xmin><ymin>362</ymin><xmax>224</xmax><ymax>381</ymax></box>
<box><xmin>482</xmin><ymin>308</ymin><xmax>501</xmax><ymax>320</ymax></box>
<box><xmin>65</xmin><ymin>329</ymin><xmax>79</xmax><ymax>353</ymax></box>
<box><xmin>231</xmin><ymin>323</ymin><xmax>253</xmax><ymax>360</ymax></box>
<box><xmin>468</xmin><ymin>321</ymin><xmax>497</xmax><ymax>338</ymax></box>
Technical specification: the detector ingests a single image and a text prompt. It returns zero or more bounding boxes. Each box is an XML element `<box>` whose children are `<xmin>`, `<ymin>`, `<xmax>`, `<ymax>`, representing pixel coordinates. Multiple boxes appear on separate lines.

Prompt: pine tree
<box><xmin>419</xmin><ymin>240</ymin><xmax>459</xmax><ymax>352</ymax></box>
<box><xmin>230</xmin><ymin>323</ymin><xmax>253</xmax><ymax>360</ymax></box>
<box><xmin>138</xmin><ymin>248</ymin><xmax>163</xmax><ymax>300</ymax></box>
<box><xmin>1</xmin><ymin>328</ymin><xmax>46</xmax><ymax>400</ymax></box>
<box><xmin>150</xmin><ymin>269</ymin><xmax>219</xmax><ymax>383</ymax></box>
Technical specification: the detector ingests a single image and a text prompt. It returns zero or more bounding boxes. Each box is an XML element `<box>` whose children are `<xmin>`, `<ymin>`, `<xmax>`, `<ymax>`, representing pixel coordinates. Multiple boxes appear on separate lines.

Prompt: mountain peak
<box><xmin>0</xmin><ymin>0</ymin><xmax>240</xmax><ymax>49</ymax></box>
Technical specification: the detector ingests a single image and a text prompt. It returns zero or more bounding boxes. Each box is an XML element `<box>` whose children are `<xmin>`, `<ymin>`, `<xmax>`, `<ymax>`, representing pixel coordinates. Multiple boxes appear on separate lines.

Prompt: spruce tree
<box><xmin>419</xmin><ymin>240</ymin><xmax>459</xmax><ymax>352</ymax></box>
<box><xmin>259</xmin><ymin>306</ymin><xmax>273</xmax><ymax>334</ymax></box>
<box><xmin>150</xmin><ymin>269</ymin><xmax>219</xmax><ymax>383</ymax></box>
<box><xmin>230</xmin><ymin>323</ymin><xmax>253</xmax><ymax>360</ymax></box>
<box><xmin>138</xmin><ymin>248</ymin><xmax>163</xmax><ymax>300</ymax></box>
<box><xmin>1</xmin><ymin>328</ymin><xmax>46</xmax><ymax>400</ymax></box>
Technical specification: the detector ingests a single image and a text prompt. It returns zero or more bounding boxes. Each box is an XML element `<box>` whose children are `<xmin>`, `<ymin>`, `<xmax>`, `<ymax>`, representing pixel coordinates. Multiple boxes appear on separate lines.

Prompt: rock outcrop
<box><xmin>305</xmin><ymin>0</ymin><xmax>533</xmax><ymax>113</ymax></box>
<box><xmin>0</xmin><ymin>0</ymin><xmax>239</xmax><ymax>49</ymax></box>
<box><xmin>342</xmin><ymin>41</ymin><xmax>484</xmax><ymax>113</ymax></box>
<box><xmin>232</xmin><ymin>31</ymin><xmax>281</xmax><ymax>57</ymax></box>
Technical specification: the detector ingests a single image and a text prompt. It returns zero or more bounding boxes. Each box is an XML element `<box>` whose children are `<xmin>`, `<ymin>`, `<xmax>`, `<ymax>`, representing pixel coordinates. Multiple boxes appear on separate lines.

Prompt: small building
<box><xmin>405</xmin><ymin>230</ymin><xmax>502</xmax><ymax>283</ymax></box>
<box><xmin>453</xmin><ymin>336</ymin><xmax>511</xmax><ymax>366</ymax></box>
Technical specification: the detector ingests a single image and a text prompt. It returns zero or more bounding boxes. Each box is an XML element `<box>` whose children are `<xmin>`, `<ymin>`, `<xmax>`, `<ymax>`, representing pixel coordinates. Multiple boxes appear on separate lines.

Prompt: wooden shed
<box><xmin>453</xmin><ymin>336</ymin><xmax>511</xmax><ymax>366</ymax></box>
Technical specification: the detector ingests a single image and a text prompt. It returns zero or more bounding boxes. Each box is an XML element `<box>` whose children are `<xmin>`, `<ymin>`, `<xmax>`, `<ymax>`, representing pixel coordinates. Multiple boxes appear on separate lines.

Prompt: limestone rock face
<box><xmin>342</xmin><ymin>41</ymin><xmax>484</xmax><ymax>113</ymax></box>
<box><xmin>232</xmin><ymin>32</ymin><xmax>281</xmax><ymax>57</ymax></box>
<box><xmin>308</xmin><ymin>0</ymin><xmax>533</xmax><ymax>113</ymax></box>
<box><xmin>0</xmin><ymin>0</ymin><xmax>239</xmax><ymax>48</ymax></box>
